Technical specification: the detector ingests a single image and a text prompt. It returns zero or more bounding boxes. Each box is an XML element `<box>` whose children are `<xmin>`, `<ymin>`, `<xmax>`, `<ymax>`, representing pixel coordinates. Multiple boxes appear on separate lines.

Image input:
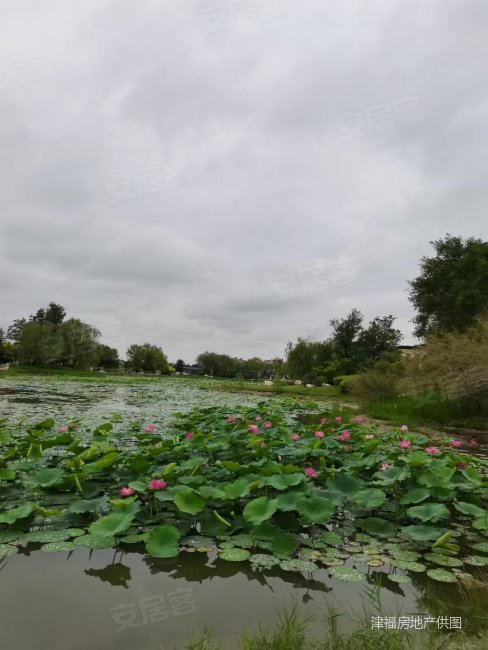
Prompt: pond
<box><xmin>0</xmin><ymin>375</ymin><xmax>487</xmax><ymax>649</ymax></box>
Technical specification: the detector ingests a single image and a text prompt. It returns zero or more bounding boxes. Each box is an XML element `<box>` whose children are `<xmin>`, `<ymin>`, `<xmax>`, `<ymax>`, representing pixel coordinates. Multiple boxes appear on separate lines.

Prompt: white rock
<box><xmin>263</xmin><ymin>380</ymin><xmax>274</xmax><ymax>386</ymax></box>
<box><xmin>294</xmin><ymin>380</ymin><xmax>302</xmax><ymax>385</ymax></box>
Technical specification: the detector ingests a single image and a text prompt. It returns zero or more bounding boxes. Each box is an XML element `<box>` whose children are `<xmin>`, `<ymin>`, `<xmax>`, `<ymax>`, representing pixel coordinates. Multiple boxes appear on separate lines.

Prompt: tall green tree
<box><xmin>97</xmin><ymin>344</ymin><xmax>120</xmax><ymax>368</ymax></box>
<box><xmin>126</xmin><ymin>343</ymin><xmax>169</xmax><ymax>373</ymax></box>
<box><xmin>6</xmin><ymin>318</ymin><xmax>26</xmax><ymax>343</ymax></box>
<box><xmin>358</xmin><ymin>315</ymin><xmax>402</xmax><ymax>361</ymax></box>
<box><xmin>18</xmin><ymin>321</ymin><xmax>63</xmax><ymax>366</ymax></box>
<box><xmin>409</xmin><ymin>234</ymin><xmax>488</xmax><ymax>338</ymax></box>
<box><xmin>60</xmin><ymin>319</ymin><xmax>101</xmax><ymax>369</ymax></box>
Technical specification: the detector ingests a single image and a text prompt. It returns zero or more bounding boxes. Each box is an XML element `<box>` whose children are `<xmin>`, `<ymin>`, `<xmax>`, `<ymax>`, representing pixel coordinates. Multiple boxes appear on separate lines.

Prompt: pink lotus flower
<box><xmin>352</xmin><ymin>415</ymin><xmax>367</xmax><ymax>424</ymax></box>
<box><xmin>120</xmin><ymin>487</ymin><xmax>135</xmax><ymax>497</ymax></box>
<box><xmin>314</xmin><ymin>431</ymin><xmax>325</xmax><ymax>439</ymax></box>
<box><xmin>148</xmin><ymin>479</ymin><xmax>167</xmax><ymax>490</ymax></box>
<box><xmin>58</xmin><ymin>425</ymin><xmax>69</xmax><ymax>433</ymax></box>
<box><xmin>144</xmin><ymin>424</ymin><xmax>155</xmax><ymax>433</ymax></box>
<box><xmin>320</xmin><ymin>417</ymin><xmax>329</xmax><ymax>424</ymax></box>
<box><xmin>339</xmin><ymin>431</ymin><xmax>351</xmax><ymax>442</ymax></box>
<box><xmin>364</xmin><ymin>434</ymin><xmax>375</xmax><ymax>440</ymax></box>
<box><xmin>469</xmin><ymin>439</ymin><xmax>478</xmax><ymax>447</ymax></box>
<box><xmin>264</xmin><ymin>421</ymin><xmax>273</xmax><ymax>429</ymax></box>
<box><xmin>456</xmin><ymin>462</ymin><xmax>469</xmax><ymax>470</ymax></box>
<box><xmin>248</xmin><ymin>425</ymin><xmax>260</xmax><ymax>435</ymax></box>
<box><xmin>255</xmin><ymin>416</ymin><xmax>262</xmax><ymax>421</ymax></box>
<box><xmin>400</xmin><ymin>425</ymin><xmax>409</xmax><ymax>432</ymax></box>
<box><xmin>335</xmin><ymin>416</ymin><xmax>342</xmax><ymax>423</ymax></box>
<box><xmin>291</xmin><ymin>434</ymin><xmax>301</xmax><ymax>441</ymax></box>
<box><xmin>426</xmin><ymin>447</ymin><xmax>440</xmax><ymax>455</ymax></box>
<box><xmin>227</xmin><ymin>416</ymin><xmax>236</xmax><ymax>423</ymax></box>
<box><xmin>399</xmin><ymin>439</ymin><xmax>411</xmax><ymax>449</ymax></box>
<box><xmin>451</xmin><ymin>439</ymin><xmax>462</xmax><ymax>448</ymax></box>
<box><xmin>185</xmin><ymin>432</ymin><xmax>194</xmax><ymax>439</ymax></box>
<box><xmin>305</xmin><ymin>467</ymin><xmax>318</xmax><ymax>479</ymax></box>
<box><xmin>380</xmin><ymin>462</ymin><xmax>393</xmax><ymax>471</ymax></box>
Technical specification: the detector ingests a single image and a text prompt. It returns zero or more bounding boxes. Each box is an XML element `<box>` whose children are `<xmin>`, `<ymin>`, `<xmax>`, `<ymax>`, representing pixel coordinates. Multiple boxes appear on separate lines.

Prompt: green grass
<box><xmin>365</xmin><ymin>394</ymin><xmax>488</xmax><ymax>430</ymax></box>
<box><xmin>209</xmin><ymin>379</ymin><xmax>357</xmax><ymax>403</ymax></box>
<box><xmin>164</xmin><ymin>606</ymin><xmax>485</xmax><ymax>650</ymax></box>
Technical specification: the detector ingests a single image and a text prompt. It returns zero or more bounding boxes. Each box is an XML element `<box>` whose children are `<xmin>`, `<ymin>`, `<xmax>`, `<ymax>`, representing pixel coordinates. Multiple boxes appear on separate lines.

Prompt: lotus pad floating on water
<box><xmin>0</xmin><ymin>544</ymin><xmax>18</xmax><ymax>560</ymax></box>
<box><xmin>388</xmin><ymin>573</ymin><xmax>412</xmax><ymax>584</ymax></box>
<box><xmin>181</xmin><ymin>535</ymin><xmax>215</xmax><ymax>548</ymax></box>
<box><xmin>219</xmin><ymin>548</ymin><xmax>250</xmax><ymax>562</ymax></box>
<box><xmin>470</xmin><ymin>542</ymin><xmax>488</xmax><ymax>552</ymax></box>
<box><xmin>41</xmin><ymin>541</ymin><xmax>76</xmax><ymax>553</ymax></box>
<box><xmin>279</xmin><ymin>559</ymin><xmax>318</xmax><ymax>573</ymax></box>
<box><xmin>329</xmin><ymin>565</ymin><xmax>366</xmax><ymax>582</ymax></box>
<box><xmin>423</xmin><ymin>553</ymin><xmax>463</xmax><ymax>567</ymax></box>
<box><xmin>464</xmin><ymin>555</ymin><xmax>488</xmax><ymax>566</ymax></box>
<box><xmin>426</xmin><ymin>568</ymin><xmax>458</xmax><ymax>582</ymax></box>
<box><xmin>22</xmin><ymin>530</ymin><xmax>71</xmax><ymax>544</ymax></box>
<box><xmin>0</xmin><ymin>529</ymin><xmax>23</xmax><ymax>543</ymax></box>
<box><xmin>390</xmin><ymin>559</ymin><xmax>426</xmax><ymax>572</ymax></box>
<box><xmin>73</xmin><ymin>535</ymin><xmax>116</xmax><ymax>549</ymax></box>
<box><xmin>249</xmin><ymin>554</ymin><xmax>280</xmax><ymax>569</ymax></box>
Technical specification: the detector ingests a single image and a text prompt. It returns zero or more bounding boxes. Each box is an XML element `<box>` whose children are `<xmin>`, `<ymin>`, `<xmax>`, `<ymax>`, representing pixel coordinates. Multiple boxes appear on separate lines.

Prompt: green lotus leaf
<box><xmin>0</xmin><ymin>544</ymin><xmax>18</xmax><ymax>560</ymax></box>
<box><xmin>66</xmin><ymin>528</ymin><xmax>86</xmax><ymax>538</ymax></box>
<box><xmin>74</xmin><ymin>535</ymin><xmax>116</xmax><ymax>549</ymax></box>
<box><xmin>472</xmin><ymin>518</ymin><xmax>488</xmax><ymax>532</ymax></box>
<box><xmin>0</xmin><ymin>503</ymin><xmax>34</xmax><ymax>524</ymax></box>
<box><xmin>423</xmin><ymin>553</ymin><xmax>463</xmax><ymax>567</ymax></box>
<box><xmin>417</xmin><ymin>467</ymin><xmax>455</xmax><ymax>488</ymax></box>
<box><xmin>454</xmin><ymin>502</ymin><xmax>487</xmax><ymax>518</ymax></box>
<box><xmin>358</xmin><ymin>517</ymin><xmax>395</xmax><ymax>537</ymax></box>
<box><xmin>271</xmin><ymin>533</ymin><xmax>298</xmax><ymax>558</ymax></box>
<box><xmin>400</xmin><ymin>488</ymin><xmax>431</xmax><ymax>505</ymax></box>
<box><xmin>329</xmin><ymin>565</ymin><xmax>366</xmax><ymax>582</ymax></box>
<box><xmin>89</xmin><ymin>512</ymin><xmax>134</xmax><ymax>537</ymax></box>
<box><xmin>249</xmin><ymin>554</ymin><xmax>280</xmax><ymax>568</ymax></box>
<box><xmin>28</xmin><ymin>468</ymin><xmax>64</xmax><ymax>487</ymax></box>
<box><xmin>352</xmin><ymin>489</ymin><xmax>386</xmax><ymax>509</ymax></box>
<box><xmin>221</xmin><ymin>478</ymin><xmax>251</xmax><ymax>500</ymax></box>
<box><xmin>243</xmin><ymin>497</ymin><xmax>278</xmax><ymax>525</ymax></box>
<box><xmin>402</xmin><ymin>525</ymin><xmax>447</xmax><ymax>542</ymax></box>
<box><xmin>374</xmin><ymin>467</ymin><xmax>409</xmax><ymax>485</ymax></box>
<box><xmin>427</xmin><ymin>568</ymin><xmax>458</xmax><ymax>583</ymax></box>
<box><xmin>276</xmin><ymin>491</ymin><xmax>302</xmax><ymax>512</ymax></box>
<box><xmin>319</xmin><ymin>531</ymin><xmax>342</xmax><ymax>546</ymax></box>
<box><xmin>219</xmin><ymin>548</ymin><xmax>250</xmax><ymax>562</ymax></box>
<box><xmin>267</xmin><ymin>474</ymin><xmax>304</xmax><ymax>491</ymax></box>
<box><xmin>0</xmin><ymin>468</ymin><xmax>16</xmax><ymax>480</ymax></box>
<box><xmin>198</xmin><ymin>486</ymin><xmax>225</xmax><ymax>500</ymax></box>
<box><xmin>296</xmin><ymin>496</ymin><xmax>334</xmax><ymax>524</ymax></box>
<box><xmin>470</xmin><ymin>541</ymin><xmax>488</xmax><ymax>553</ymax></box>
<box><xmin>145</xmin><ymin>525</ymin><xmax>181</xmax><ymax>558</ymax></box>
<box><xmin>464</xmin><ymin>555</ymin><xmax>488</xmax><ymax>566</ymax></box>
<box><xmin>173</xmin><ymin>488</ymin><xmax>206</xmax><ymax>516</ymax></box>
<box><xmin>390</xmin><ymin>549</ymin><xmax>421</xmax><ymax>561</ymax></box>
<box><xmin>181</xmin><ymin>535</ymin><xmax>215</xmax><ymax>548</ymax></box>
<box><xmin>41</xmin><ymin>541</ymin><xmax>76</xmax><ymax>553</ymax></box>
<box><xmin>230</xmin><ymin>534</ymin><xmax>254</xmax><ymax>548</ymax></box>
<box><xmin>0</xmin><ymin>529</ymin><xmax>23</xmax><ymax>543</ymax></box>
<box><xmin>390</xmin><ymin>559</ymin><xmax>426</xmax><ymax>572</ymax></box>
<box><xmin>23</xmin><ymin>529</ymin><xmax>70</xmax><ymax>543</ymax></box>
<box><xmin>279</xmin><ymin>559</ymin><xmax>318</xmax><ymax>573</ymax></box>
<box><xmin>388</xmin><ymin>573</ymin><xmax>412</xmax><ymax>584</ymax></box>
<box><xmin>323</xmin><ymin>559</ymin><xmax>345</xmax><ymax>567</ymax></box>
<box><xmin>67</xmin><ymin>497</ymin><xmax>106</xmax><ymax>514</ymax></box>
<box><xmin>120</xmin><ymin>533</ymin><xmax>148</xmax><ymax>544</ymax></box>
<box><xmin>407</xmin><ymin>502</ymin><xmax>450</xmax><ymax>523</ymax></box>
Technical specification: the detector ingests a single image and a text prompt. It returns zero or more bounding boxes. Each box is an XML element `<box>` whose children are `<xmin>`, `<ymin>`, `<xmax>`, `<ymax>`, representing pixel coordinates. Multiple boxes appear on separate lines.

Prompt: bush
<box><xmin>352</xmin><ymin>360</ymin><xmax>404</xmax><ymax>403</ymax></box>
<box><xmin>401</xmin><ymin>313</ymin><xmax>488</xmax><ymax>415</ymax></box>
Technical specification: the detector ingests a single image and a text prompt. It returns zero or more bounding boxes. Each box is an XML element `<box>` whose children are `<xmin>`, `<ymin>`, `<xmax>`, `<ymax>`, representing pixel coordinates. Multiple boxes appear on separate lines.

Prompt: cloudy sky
<box><xmin>1</xmin><ymin>1</ymin><xmax>487</xmax><ymax>362</ymax></box>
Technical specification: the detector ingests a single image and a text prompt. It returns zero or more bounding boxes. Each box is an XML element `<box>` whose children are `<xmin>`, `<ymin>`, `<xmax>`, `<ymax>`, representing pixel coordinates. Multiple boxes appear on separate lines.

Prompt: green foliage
<box><xmin>409</xmin><ymin>234</ymin><xmax>488</xmax><ymax>337</ymax></box>
<box><xmin>126</xmin><ymin>343</ymin><xmax>169</xmax><ymax>373</ymax></box>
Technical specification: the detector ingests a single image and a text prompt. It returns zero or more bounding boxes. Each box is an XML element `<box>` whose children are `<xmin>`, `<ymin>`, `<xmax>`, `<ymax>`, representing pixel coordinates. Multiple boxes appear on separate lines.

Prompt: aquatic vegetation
<box><xmin>0</xmin><ymin>401</ymin><xmax>487</xmax><ymax>588</ymax></box>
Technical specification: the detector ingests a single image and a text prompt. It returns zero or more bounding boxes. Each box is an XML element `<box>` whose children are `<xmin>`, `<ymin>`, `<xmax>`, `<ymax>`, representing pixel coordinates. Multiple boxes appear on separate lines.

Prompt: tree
<box><xmin>18</xmin><ymin>321</ymin><xmax>63</xmax><ymax>366</ymax></box>
<box><xmin>60</xmin><ymin>319</ymin><xmax>101</xmax><ymax>369</ymax></box>
<box><xmin>357</xmin><ymin>315</ymin><xmax>402</xmax><ymax>361</ymax></box>
<box><xmin>126</xmin><ymin>343</ymin><xmax>169</xmax><ymax>373</ymax></box>
<box><xmin>409</xmin><ymin>234</ymin><xmax>488</xmax><ymax>338</ymax></box>
<box><xmin>31</xmin><ymin>303</ymin><xmax>66</xmax><ymax>327</ymax></box>
<box><xmin>97</xmin><ymin>344</ymin><xmax>120</xmax><ymax>368</ymax></box>
<box><xmin>175</xmin><ymin>359</ymin><xmax>185</xmax><ymax>372</ymax></box>
<box><xmin>330</xmin><ymin>309</ymin><xmax>364</xmax><ymax>360</ymax></box>
<box><xmin>7</xmin><ymin>318</ymin><xmax>27</xmax><ymax>343</ymax></box>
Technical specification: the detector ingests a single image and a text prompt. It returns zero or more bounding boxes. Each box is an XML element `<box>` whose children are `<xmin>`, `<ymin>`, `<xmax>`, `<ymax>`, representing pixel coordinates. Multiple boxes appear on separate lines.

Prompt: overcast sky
<box><xmin>1</xmin><ymin>1</ymin><xmax>487</xmax><ymax>362</ymax></box>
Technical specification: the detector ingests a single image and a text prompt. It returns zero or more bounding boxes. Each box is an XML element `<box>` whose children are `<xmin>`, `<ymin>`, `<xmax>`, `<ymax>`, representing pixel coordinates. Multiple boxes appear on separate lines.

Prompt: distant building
<box><xmin>182</xmin><ymin>365</ymin><xmax>201</xmax><ymax>375</ymax></box>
